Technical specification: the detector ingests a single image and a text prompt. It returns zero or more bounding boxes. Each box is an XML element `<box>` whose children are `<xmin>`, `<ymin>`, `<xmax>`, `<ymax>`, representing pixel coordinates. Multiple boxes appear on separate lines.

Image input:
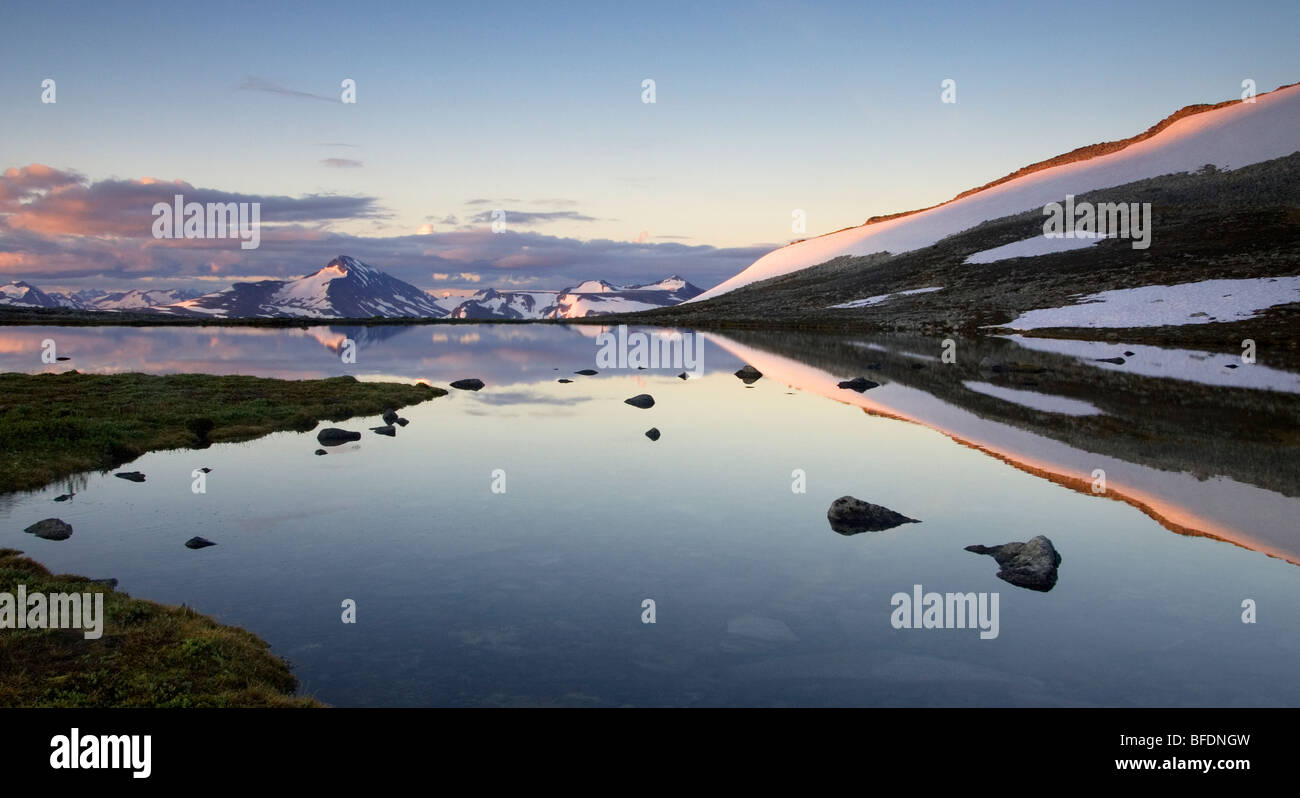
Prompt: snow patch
<box><xmin>964</xmin><ymin>235</ymin><xmax>1101</xmax><ymax>264</ymax></box>
<box><xmin>963</xmin><ymin>381</ymin><xmax>1104</xmax><ymax>416</ymax></box>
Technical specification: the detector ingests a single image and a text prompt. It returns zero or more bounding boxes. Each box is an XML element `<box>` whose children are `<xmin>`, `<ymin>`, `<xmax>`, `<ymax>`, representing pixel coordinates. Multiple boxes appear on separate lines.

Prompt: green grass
<box><xmin>0</xmin><ymin>548</ymin><xmax>323</xmax><ymax>707</ymax></box>
<box><xmin>0</xmin><ymin>371</ymin><xmax>446</xmax><ymax>495</ymax></box>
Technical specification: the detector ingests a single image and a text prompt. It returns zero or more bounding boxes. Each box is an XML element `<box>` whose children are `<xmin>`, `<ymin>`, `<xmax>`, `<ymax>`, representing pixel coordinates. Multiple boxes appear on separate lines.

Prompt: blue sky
<box><xmin>1</xmin><ymin>0</ymin><xmax>1298</xmax><ymax>292</ymax></box>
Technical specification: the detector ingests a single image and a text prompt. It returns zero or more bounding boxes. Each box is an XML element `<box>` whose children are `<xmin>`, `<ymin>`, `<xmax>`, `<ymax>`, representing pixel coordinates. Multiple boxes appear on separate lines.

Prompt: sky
<box><xmin>1</xmin><ymin>0</ymin><xmax>1298</xmax><ymax>295</ymax></box>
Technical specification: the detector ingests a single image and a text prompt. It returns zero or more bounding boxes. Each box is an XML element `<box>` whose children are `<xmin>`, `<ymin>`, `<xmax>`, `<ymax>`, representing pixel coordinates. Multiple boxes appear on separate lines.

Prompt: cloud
<box><xmin>0</xmin><ymin>163</ymin><xmax>770</xmax><ymax>292</ymax></box>
<box><xmin>467</xmin><ymin>209</ymin><xmax>598</xmax><ymax>225</ymax></box>
<box><xmin>238</xmin><ymin>76</ymin><xmax>337</xmax><ymax>103</ymax></box>
<box><xmin>321</xmin><ymin>158</ymin><xmax>363</xmax><ymax>168</ymax></box>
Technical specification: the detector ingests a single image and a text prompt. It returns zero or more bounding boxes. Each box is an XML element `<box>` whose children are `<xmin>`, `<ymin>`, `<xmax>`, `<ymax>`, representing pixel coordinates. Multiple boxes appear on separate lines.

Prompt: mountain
<box><xmin>449</xmin><ymin>289</ymin><xmax>560</xmax><ymax>319</ymax></box>
<box><xmin>448</xmin><ymin>276</ymin><xmax>703</xmax><ymax>319</ymax></box>
<box><xmin>88</xmin><ymin>288</ymin><xmax>204</xmax><ymax>311</ymax></box>
<box><xmin>691</xmin><ymin>83</ymin><xmax>1300</xmax><ymax>303</ymax></box>
<box><xmin>161</xmin><ymin>256</ymin><xmax>449</xmax><ymax>318</ymax></box>
<box><xmin>0</xmin><ymin>281</ymin><xmax>62</xmax><ymax>308</ymax></box>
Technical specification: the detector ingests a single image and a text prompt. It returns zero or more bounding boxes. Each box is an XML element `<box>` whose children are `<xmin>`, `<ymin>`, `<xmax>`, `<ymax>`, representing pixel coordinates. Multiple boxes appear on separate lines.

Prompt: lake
<box><xmin>2</xmin><ymin>323</ymin><xmax>1299</xmax><ymax>706</ymax></box>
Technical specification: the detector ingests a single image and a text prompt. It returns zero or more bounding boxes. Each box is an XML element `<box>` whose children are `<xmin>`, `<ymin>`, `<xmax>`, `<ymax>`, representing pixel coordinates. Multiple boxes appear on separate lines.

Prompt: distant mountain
<box><xmin>0</xmin><ymin>281</ymin><xmax>62</xmax><ymax>309</ymax></box>
<box><xmin>450</xmin><ymin>276</ymin><xmax>703</xmax><ymax>319</ymax></box>
<box><xmin>88</xmin><ymin>288</ymin><xmax>204</xmax><ymax>311</ymax></box>
<box><xmin>161</xmin><ymin>256</ymin><xmax>449</xmax><ymax>318</ymax></box>
<box><xmin>449</xmin><ymin>289</ymin><xmax>560</xmax><ymax>319</ymax></box>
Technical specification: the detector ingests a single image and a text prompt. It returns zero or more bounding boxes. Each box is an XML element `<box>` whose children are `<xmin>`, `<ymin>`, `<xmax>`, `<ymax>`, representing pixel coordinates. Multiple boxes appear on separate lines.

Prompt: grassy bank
<box><xmin>0</xmin><ymin>548</ymin><xmax>322</xmax><ymax>707</ymax></box>
<box><xmin>0</xmin><ymin>371</ymin><xmax>446</xmax><ymax>494</ymax></box>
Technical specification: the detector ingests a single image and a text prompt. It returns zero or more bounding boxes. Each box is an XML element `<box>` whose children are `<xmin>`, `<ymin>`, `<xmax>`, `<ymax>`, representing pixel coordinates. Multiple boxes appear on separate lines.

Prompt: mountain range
<box><xmin>1</xmin><ymin>256</ymin><xmax>701</xmax><ymax>319</ymax></box>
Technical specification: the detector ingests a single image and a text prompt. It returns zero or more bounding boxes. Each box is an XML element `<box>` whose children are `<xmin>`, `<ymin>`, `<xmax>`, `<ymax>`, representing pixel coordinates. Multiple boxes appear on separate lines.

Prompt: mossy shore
<box><xmin>0</xmin><ymin>548</ymin><xmax>323</xmax><ymax>707</ymax></box>
<box><xmin>0</xmin><ymin>371</ymin><xmax>446</xmax><ymax>495</ymax></box>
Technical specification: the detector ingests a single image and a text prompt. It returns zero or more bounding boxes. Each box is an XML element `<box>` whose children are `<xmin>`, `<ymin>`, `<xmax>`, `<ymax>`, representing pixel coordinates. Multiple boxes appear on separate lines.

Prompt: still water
<box><xmin>2</xmin><ymin>324</ymin><xmax>1298</xmax><ymax>706</ymax></box>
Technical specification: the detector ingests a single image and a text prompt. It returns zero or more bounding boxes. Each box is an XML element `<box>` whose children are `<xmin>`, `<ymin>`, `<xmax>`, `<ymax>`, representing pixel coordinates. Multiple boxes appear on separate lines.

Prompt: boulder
<box><xmin>645</xmin><ymin>428</ymin><xmax>661</xmax><ymax>441</ymax></box>
<box><xmin>837</xmin><ymin>377</ymin><xmax>879</xmax><ymax>392</ymax></box>
<box><xmin>316</xmin><ymin>428</ymin><xmax>361</xmax><ymax>445</ymax></box>
<box><xmin>734</xmin><ymin>365</ymin><xmax>763</xmax><ymax>384</ymax></box>
<box><xmin>381</xmin><ymin>408</ymin><xmax>400</xmax><ymax>425</ymax></box>
<box><xmin>964</xmin><ymin>535</ymin><xmax>1062</xmax><ymax>592</ymax></box>
<box><xmin>371</xmin><ymin>425</ymin><xmax>396</xmax><ymax>437</ymax></box>
<box><xmin>827</xmin><ymin>496</ymin><xmax>918</xmax><ymax>535</ymax></box>
<box><xmin>314</xmin><ymin>449</ymin><xmax>327</xmax><ymax>456</ymax></box>
<box><xmin>24</xmin><ymin>518</ymin><xmax>73</xmax><ymax>541</ymax></box>
<box><xmin>115</xmin><ymin>471</ymin><xmax>146</xmax><ymax>482</ymax></box>
<box><xmin>184</xmin><ymin>536</ymin><xmax>217</xmax><ymax>550</ymax></box>
<box><xmin>624</xmin><ymin>394</ymin><xmax>655</xmax><ymax>409</ymax></box>
<box><xmin>450</xmin><ymin>378</ymin><xmax>485</xmax><ymax>391</ymax></box>
<box><xmin>574</xmin><ymin>369</ymin><xmax>598</xmax><ymax>376</ymax></box>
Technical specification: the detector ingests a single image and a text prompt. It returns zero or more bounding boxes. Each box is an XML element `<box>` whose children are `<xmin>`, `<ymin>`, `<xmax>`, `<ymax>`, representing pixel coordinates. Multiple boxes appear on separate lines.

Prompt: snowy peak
<box><xmin>162</xmin><ymin>256</ymin><xmax>449</xmax><ymax>319</ymax></box>
<box><xmin>694</xmin><ymin>82</ymin><xmax>1300</xmax><ymax>302</ymax></box>
<box><xmin>0</xmin><ymin>280</ymin><xmax>61</xmax><ymax>308</ymax></box>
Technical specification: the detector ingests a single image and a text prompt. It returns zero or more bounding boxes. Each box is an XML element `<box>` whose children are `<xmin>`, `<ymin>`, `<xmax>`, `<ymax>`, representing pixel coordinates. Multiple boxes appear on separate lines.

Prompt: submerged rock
<box><xmin>726</xmin><ymin>615</ymin><xmax>799</xmax><ymax>642</ymax></box>
<box><xmin>734</xmin><ymin>365</ymin><xmax>763</xmax><ymax>384</ymax></box>
<box><xmin>827</xmin><ymin>496</ymin><xmax>918</xmax><ymax>535</ymax></box>
<box><xmin>450</xmin><ymin>378</ymin><xmax>485</xmax><ymax>391</ymax></box>
<box><xmin>25</xmin><ymin>518</ymin><xmax>73</xmax><ymax>541</ymax></box>
<box><xmin>317</xmin><ymin>428</ymin><xmax>361</xmax><ymax>445</ymax></box>
<box><xmin>965</xmin><ymin>535</ymin><xmax>1062</xmax><ymax>592</ymax></box>
<box><xmin>53</xmin><ymin>493</ymin><xmax>75</xmax><ymax>502</ymax></box>
<box><xmin>624</xmin><ymin>394</ymin><xmax>655</xmax><ymax>409</ymax></box>
<box><xmin>371</xmin><ymin>425</ymin><xmax>396</xmax><ymax>437</ymax></box>
<box><xmin>185</xmin><ymin>536</ymin><xmax>217</xmax><ymax>550</ymax></box>
<box><xmin>115</xmin><ymin>471</ymin><xmax>146</xmax><ymax>483</ymax></box>
<box><xmin>645</xmin><ymin>427</ymin><xmax>661</xmax><ymax>441</ymax></box>
<box><xmin>837</xmin><ymin>377</ymin><xmax>879</xmax><ymax>392</ymax></box>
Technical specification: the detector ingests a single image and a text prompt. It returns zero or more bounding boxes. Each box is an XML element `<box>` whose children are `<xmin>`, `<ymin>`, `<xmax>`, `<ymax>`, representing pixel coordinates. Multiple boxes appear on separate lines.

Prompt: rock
<box><xmin>314</xmin><ymin>449</ymin><xmax>327</xmax><ymax>456</ymax></box>
<box><xmin>1123</xmin><ymin>351</ymin><xmax>1136</xmax><ymax>357</ymax></box>
<box><xmin>734</xmin><ymin>365</ymin><xmax>763</xmax><ymax>384</ymax></box>
<box><xmin>371</xmin><ymin>425</ymin><xmax>396</xmax><ymax>437</ymax></box>
<box><xmin>317</xmin><ymin>428</ymin><xmax>361</xmax><ymax>445</ymax></box>
<box><xmin>1225</xmin><ymin>364</ymin><xmax>1238</xmax><ymax>369</ymax></box>
<box><xmin>1095</xmin><ymin>356</ymin><xmax>1126</xmax><ymax>365</ymax></box>
<box><xmin>837</xmin><ymin>377</ymin><xmax>879</xmax><ymax>392</ymax></box>
<box><xmin>115</xmin><ymin>471</ymin><xmax>146</xmax><ymax>482</ymax></box>
<box><xmin>381</xmin><ymin>408</ymin><xmax>400</xmax><ymax>425</ymax></box>
<box><xmin>827</xmin><ymin>496</ymin><xmax>918</xmax><ymax>535</ymax></box>
<box><xmin>574</xmin><ymin>369</ymin><xmax>598</xmax><ymax>376</ymax></box>
<box><xmin>53</xmin><ymin>493</ymin><xmax>74</xmax><ymax>502</ymax></box>
<box><xmin>24</xmin><ymin>518</ymin><xmax>73</xmax><ymax>541</ymax></box>
<box><xmin>645</xmin><ymin>428</ymin><xmax>661</xmax><ymax>441</ymax></box>
<box><xmin>624</xmin><ymin>394</ymin><xmax>655</xmax><ymax>409</ymax></box>
<box><xmin>450</xmin><ymin>378</ymin><xmax>485</xmax><ymax>391</ymax></box>
<box><xmin>395</xmin><ymin>418</ymin><xmax>409</xmax><ymax>426</ymax></box>
<box><xmin>965</xmin><ymin>535</ymin><xmax>1062</xmax><ymax>592</ymax></box>
<box><xmin>184</xmin><ymin>536</ymin><xmax>217</xmax><ymax>550</ymax></box>
<box><xmin>677</xmin><ymin>372</ymin><xmax>688</xmax><ymax>380</ymax></box>
<box><xmin>557</xmin><ymin>378</ymin><xmax>573</xmax><ymax>383</ymax></box>
<box><xmin>55</xmin><ymin>356</ymin><xmax>71</xmax><ymax>362</ymax></box>
<box><xmin>199</xmin><ymin>467</ymin><xmax>212</xmax><ymax>473</ymax></box>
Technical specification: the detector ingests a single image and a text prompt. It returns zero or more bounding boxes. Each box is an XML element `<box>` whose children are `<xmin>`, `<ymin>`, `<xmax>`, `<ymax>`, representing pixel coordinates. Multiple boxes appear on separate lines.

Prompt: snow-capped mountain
<box><xmin>88</xmin><ymin>288</ymin><xmax>204</xmax><ymax>311</ymax></box>
<box><xmin>692</xmin><ymin>82</ymin><xmax>1300</xmax><ymax>302</ymax></box>
<box><xmin>448</xmin><ymin>275</ymin><xmax>703</xmax><ymax>319</ymax></box>
<box><xmin>548</xmin><ymin>275</ymin><xmax>703</xmax><ymax>318</ymax></box>
<box><xmin>162</xmin><ymin>256</ymin><xmax>450</xmax><ymax>319</ymax></box>
<box><xmin>450</xmin><ymin>289</ymin><xmax>560</xmax><ymax>319</ymax></box>
<box><xmin>0</xmin><ymin>281</ymin><xmax>63</xmax><ymax>308</ymax></box>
